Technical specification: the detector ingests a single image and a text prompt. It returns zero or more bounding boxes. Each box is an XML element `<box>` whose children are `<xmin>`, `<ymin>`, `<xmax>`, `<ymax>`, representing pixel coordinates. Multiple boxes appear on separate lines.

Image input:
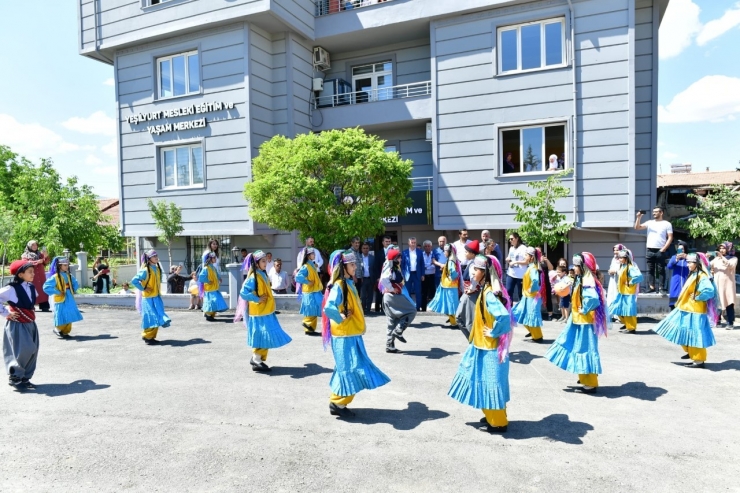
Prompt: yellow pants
<box><xmin>525</xmin><ymin>325</ymin><xmax>543</xmax><ymax>340</ymax></box>
<box><xmin>205</xmin><ymin>311</ymin><xmax>216</xmax><ymax>317</ymax></box>
<box><xmin>482</xmin><ymin>408</ymin><xmax>508</xmax><ymax>427</ymax></box>
<box><xmin>253</xmin><ymin>348</ymin><xmax>269</xmax><ymax>361</ymax></box>
<box><xmin>618</xmin><ymin>316</ymin><xmax>637</xmax><ymax>331</ymax></box>
<box><xmin>448</xmin><ymin>315</ymin><xmax>457</xmax><ymax>325</ymax></box>
<box><xmin>142</xmin><ymin>327</ymin><xmax>158</xmax><ymax>340</ymax></box>
<box><xmin>579</xmin><ymin>373</ymin><xmax>599</xmax><ymax>388</ymax></box>
<box><xmin>330</xmin><ymin>393</ymin><xmax>355</xmax><ymax>407</ymax></box>
<box><xmin>57</xmin><ymin>323</ymin><xmax>73</xmax><ymax>335</ymax></box>
<box><xmin>303</xmin><ymin>316</ymin><xmax>318</xmax><ymax>332</ymax></box>
<box><xmin>682</xmin><ymin>345</ymin><xmax>707</xmax><ymax>362</ymax></box>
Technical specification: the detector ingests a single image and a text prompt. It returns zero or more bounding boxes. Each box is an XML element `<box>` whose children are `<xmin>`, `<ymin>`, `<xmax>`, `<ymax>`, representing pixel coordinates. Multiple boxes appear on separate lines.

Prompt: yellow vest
<box><xmin>676</xmin><ymin>272</ymin><xmax>708</xmax><ymax>314</ymax></box>
<box><xmin>203</xmin><ymin>265</ymin><xmax>220</xmax><ymax>292</ymax></box>
<box><xmin>617</xmin><ymin>264</ymin><xmax>638</xmax><ymax>295</ymax></box>
<box><xmin>53</xmin><ymin>273</ymin><xmax>73</xmax><ymax>303</ymax></box>
<box><xmin>571</xmin><ymin>281</ymin><xmax>595</xmax><ymax>325</ymax></box>
<box><xmin>300</xmin><ymin>263</ymin><xmax>323</xmax><ymax>294</ymax></box>
<box><xmin>248</xmin><ymin>272</ymin><xmax>276</xmax><ymax>316</ymax></box>
<box><xmin>140</xmin><ymin>265</ymin><xmax>161</xmax><ymax>298</ymax></box>
<box><xmin>330</xmin><ymin>280</ymin><xmax>366</xmax><ymax>337</ymax></box>
<box><xmin>440</xmin><ymin>261</ymin><xmax>458</xmax><ymax>289</ymax></box>
<box><xmin>522</xmin><ymin>264</ymin><xmax>539</xmax><ymax>298</ymax></box>
<box><xmin>469</xmin><ymin>287</ymin><xmax>500</xmax><ymax>351</ymax></box>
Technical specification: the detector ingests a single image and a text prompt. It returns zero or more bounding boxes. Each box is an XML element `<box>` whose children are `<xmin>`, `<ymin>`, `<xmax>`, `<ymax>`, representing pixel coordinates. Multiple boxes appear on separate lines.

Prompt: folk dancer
<box><xmin>322</xmin><ymin>250</ymin><xmax>390</xmax><ymax>418</ymax></box>
<box><xmin>427</xmin><ymin>244</ymin><xmax>463</xmax><ymax>327</ymax></box>
<box><xmin>512</xmin><ymin>247</ymin><xmax>546</xmax><ymax>342</ymax></box>
<box><xmin>131</xmin><ymin>250</ymin><xmax>171</xmax><ymax>345</ymax></box>
<box><xmin>454</xmin><ymin>240</ymin><xmax>481</xmax><ymax>338</ymax></box>
<box><xmin>608</xmin><ymin>249</ymin><xmax>643</xmax><ymax>333</ymax></box>
<box><xmin>295</xmin><ymin>247</ymin><xmax>324</xmax><ymax>336</ymax></box>
<box><xmin>198</xmin><ymin>252</ymin><xmax>228</xmax><ymax>321</ymax></box>
<box><xmin>43</xmin><ymin>256</ymin><xmax>83</xmax><ymax>338</ymax></box>
<box><xmin>379</xmin><ymin>247</ymin><xmax>417</xmax><ymax>353</ymax></box>
<box><xmin>546</xmin><ymin>252</ymin><xmax>609</xmax><ymax>394</ymax></box>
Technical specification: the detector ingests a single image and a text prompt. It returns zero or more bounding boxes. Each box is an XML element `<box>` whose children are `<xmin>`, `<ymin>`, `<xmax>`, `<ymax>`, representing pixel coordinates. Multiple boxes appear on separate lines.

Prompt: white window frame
<box><xmin>159</xmin><ymin>143</ymin><xmax>205</xmax><ymax>190</ymax></box>
<box><xmin>351</xmin><ymin>61</ymin><xmax>393</xmax><ymax>103</ymax></box>
<box><xmin>497</xmin><ymin>121</ymin><xmax>568</xmax><ymax>177</ymax></box>
<box><xmin>156</xmin><ymin>50</ymin><xmax>200</xmax><ymax>100</ymax></box>
<box><xmin>147</xmin><ymin>0</ymin><xmax>173</xmax><ymax>6</ymax></box>
<box><xmin>497</xmin><ymin>17</ymin><xmax>566</xmax><ymax>75</ymax></box>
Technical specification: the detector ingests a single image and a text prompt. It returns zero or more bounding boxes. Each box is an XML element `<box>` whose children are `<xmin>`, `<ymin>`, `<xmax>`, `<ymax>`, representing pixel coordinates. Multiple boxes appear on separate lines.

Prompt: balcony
<box><xmin>315</xmin><ymin>0</ymin><xmax>395</xmax><ymax>16</ymax></box>
<box><xmin>314</xmin><ymin>81</ymin><xmax>431</xmax><ymax>109</ymax></box>
<box><xmin>410</xmin><ymin>176</ymin><xmax>432</xmax><ymax>191</ymax></box>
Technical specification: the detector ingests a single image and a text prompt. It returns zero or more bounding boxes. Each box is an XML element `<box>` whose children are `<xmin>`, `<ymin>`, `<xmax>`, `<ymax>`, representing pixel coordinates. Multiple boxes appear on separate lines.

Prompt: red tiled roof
<box><xmin>98</xmin><ymin>199</ymin><xmax>120</xmax><ymax>227</ymax></box>
<box><xmin>658</xmin><ymin>171</ymin><xmax>740</xmax><ymax>188</ymax></box>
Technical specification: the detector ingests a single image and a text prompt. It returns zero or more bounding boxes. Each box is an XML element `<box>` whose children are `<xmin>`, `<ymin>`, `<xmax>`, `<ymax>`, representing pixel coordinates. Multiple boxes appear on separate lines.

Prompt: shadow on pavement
<box><xmin>349</xmin><ymin>402</ymin><xmax>449</xmax><ymax>430</ymax></box>
<box><xmin>509</xmin><ymin>351</ymin><xmax>544</xmax><ymax>365</ymax></box>
<box><xmin>520</xmin><ymin>339</ymin><xmax>555</xmax><ymax>345</ymax></box>
<box><xmin>466</xmin><ymin>413</ymin><xmax>593</xmax><ymax>444</ymax></box>
<box><xmin>412</xmin><ymin>322</ymin><xmax>436</xmax><ymax>329</ymax></box>
<box><xmin>158</xmin><ymin>338</ymin><xmax>212</xmax><ymax>347</ymax></box>
<box><xmin>564</xmin><ymin>381</ymin><xmax>668</xmax><ymax>401</ymax></box>
<box><xmin>615</xmin><ymin>330</ymin><xmax>656</xmax><ymax>336</ymax></box>
<box><xmin>65</xmin><ymin>334</ymin><xmax>118</xmax><ymax>342</ymax></box>
<box><xmin>31</xmin><ymin>380</ymin><xmax>110</xmax><ymax>397</ymax></box>
<box><xmin>703</xmin><ymin>360</ymin><xmax>740</xmax><ymax>372</ymax></box>
<box><xmin>204</xmin><ymin>318</ymin><xmax>234</xmax><ymax>324</ymax></box>
<box><xmin>402</xmin><ymin>347</ymin><xmax>459</xmax><ymax>360</ymax></box>
<box><xmin>268</xmin><ymin>363</ymin><xmax>333</xmax><ymax>379</ymax></box>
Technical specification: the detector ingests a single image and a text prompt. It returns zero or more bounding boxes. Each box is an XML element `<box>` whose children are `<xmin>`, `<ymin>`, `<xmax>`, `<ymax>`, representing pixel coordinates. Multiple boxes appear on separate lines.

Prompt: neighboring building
<box><xmin>78</xmin><ymin>0</ymin><xmax>669</xmax><ymax>277</ymax></box>
<box><xmin>657</xmin><ymin>170</ymin><xmax>740</xmax><ymax>223</ymax></box>
<box><xmin>98</xmin><ymin>198</ymin><xmax>120</xmax><ymax>227</ymax></box>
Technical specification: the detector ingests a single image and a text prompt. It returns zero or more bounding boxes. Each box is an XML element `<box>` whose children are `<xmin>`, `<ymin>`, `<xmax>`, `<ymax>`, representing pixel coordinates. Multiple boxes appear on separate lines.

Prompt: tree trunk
<box><xmin>168</xmin><ymin>243</ymin><xmax>173</xmax><ymax>271</ymax></box>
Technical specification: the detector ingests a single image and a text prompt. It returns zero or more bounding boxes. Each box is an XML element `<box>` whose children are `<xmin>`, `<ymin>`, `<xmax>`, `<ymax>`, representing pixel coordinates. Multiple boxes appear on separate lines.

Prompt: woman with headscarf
<box><xmin>546</xmin><ymin>252</ymin><xmax>608</xmax><ymax>394</ymax></box>
<box><xmin>43</xmin><ymin>256</ymin><xmax>83</xmax><ymax>338</ymax></box>
<box><xmin>198</xmin><ymin>252</ymin><xmax>228</xmax><ymax>321</ymax></box>
<box><xmin>666</xmin><ymin>240</ymin><xmax>690</xmax><ymax>311</ymax></box>
<box><xmin>322</xmin><ymin>250</ymin><xmax>390</xmax><ymax>418</ymax></box>
<box><xmin>379</xmin><ymin>247</ymin><xmax>417</xmax><ymax>353</ymax></box>
<box><xmin>21</xmin><ymin>240</ymin><xmax>50</xmax><ymax>311</ymax></box>
<box><xmin>131</xmin><ymin>250</ymin><xmax>171</xmax><ymax>345</ymax></box>
<box><xmin>1</xmin><ymin>260</ymin><xmax>40</xmax><ymax>390</ymax></box>
<box><xmin>511</xmin><ymin>246</ymin><xmax>546</xmax><ymax>342</ymax></box>
<box><xmin>427</xmin><ymin>243</ymin><xmax>463</xmax><ymax>327</ymax></box>
<box><xmin>448</xmin><ymin>255</ymin><xmax>514</xmax><ymax>433</ymax></box>
<box><xmin>654</xmin><ymin>253</ymin><xmax>718</xmax><ymax>368</ymax></box>
<box><xmin>295</xmin><ymin>247</ymin><xmax>324</xmax><ymax>336</ymax></box>
<box><xmin>711</xmin><ymin>242</ymin><xmax>737</xmax><ymax>330</ymax></box>
<box><xmin>235</xmin><ymin>250</ymin><xmax>292</xmax><ymax>372</ymax></box>
<box><xmin>608</xmin><ymin>249</ymin><xmax>643</xmax><ymax>333</ymax></box>
<box><xmin>606</xmin><ymin>244</ymin><xmax>625</xmax><ymax>318</ymax></box>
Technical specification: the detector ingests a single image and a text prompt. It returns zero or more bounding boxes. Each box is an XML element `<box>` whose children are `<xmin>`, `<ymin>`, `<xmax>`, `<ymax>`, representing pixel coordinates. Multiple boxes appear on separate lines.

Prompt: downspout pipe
<box><xmin>567</xmin><ymin>0</ymin><xmax>577</xmax><ymax>227</ymax></box>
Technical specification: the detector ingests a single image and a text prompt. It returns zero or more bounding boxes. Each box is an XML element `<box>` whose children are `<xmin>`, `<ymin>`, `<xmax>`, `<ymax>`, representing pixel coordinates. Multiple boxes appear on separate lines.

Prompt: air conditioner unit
<box><xmin>313</xmin><ymin>46</ymin><xmax>331</xmax><ymax>71</ymax></box>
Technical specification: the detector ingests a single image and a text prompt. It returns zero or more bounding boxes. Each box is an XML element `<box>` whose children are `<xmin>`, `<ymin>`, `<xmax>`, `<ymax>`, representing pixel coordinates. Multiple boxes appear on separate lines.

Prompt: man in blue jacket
<box><xmin>402</xmin><ymin>237</ymin><xmax>425</xmax><ymax>311</ymax></box>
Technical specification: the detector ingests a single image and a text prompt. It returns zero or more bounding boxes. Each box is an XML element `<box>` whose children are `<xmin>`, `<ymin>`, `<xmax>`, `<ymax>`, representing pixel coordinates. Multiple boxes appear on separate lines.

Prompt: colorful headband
<box><xmin>253</xmin><ymin>250</ymin><xmax>266</xmax><ymax>261</ymax></box>
<box><xmin>472</xmin><ymin>255</ymin><xmax>489</xmax><ymax>270</ymax></box>
<box><xmin>206</xmin><ymin>252</ymin><xmax>217</xmax><ymax>259</ymax></box>
<box><xmin>525</xmin><ymin>246</ymin><xmax>536</xmax><ymax>256</ymax></box>
<box><xmin>56</xmin><ymin>256</ymin><xmax>70</xmax><ymax>265</ymax></box>
<box><xmin>305</xmin><ymin>247</ymin><xmax>315</xmax><ymax>256</ymax></box>
<box><xmin>572</xmin><ymin>254</ymin><xmax>584</xmax><ymax>267</ymax></box>
<box><xmin>686</xmin><ymin>253</ymin><xmax>698</xmax><ymax>263</ymax></box>
<box><xmin>444</xmin><ymin>244</ymin><xmax>452</xmax><ymax>252</ymax></box>
<box><xmin>617</xmin><ymin>250</ymin><xmax>629</xmax><ymax>258</ymax></box>
<box><xmin>341</xmin><ymin>251</ymin><xmax>356</xmax><ymax>264</ymax></box>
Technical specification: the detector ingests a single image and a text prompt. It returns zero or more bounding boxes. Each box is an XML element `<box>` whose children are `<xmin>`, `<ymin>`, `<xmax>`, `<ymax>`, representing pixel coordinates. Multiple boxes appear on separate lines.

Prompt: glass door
<box><xmin>351</xmin><ymin>61</ymin><xmax>393</xmax><ymax>103</ymax></box>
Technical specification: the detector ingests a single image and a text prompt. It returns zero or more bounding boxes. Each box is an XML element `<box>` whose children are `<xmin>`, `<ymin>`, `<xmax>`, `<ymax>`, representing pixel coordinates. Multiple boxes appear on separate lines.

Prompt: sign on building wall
<box><xmin>125</xmin><ymin>101</ymin><xmax>235</xmax><ymax>135</ymax></box>
<box><xmin>383</xmin><ymin>190</ymin><xmax>433</xmax><ymax>226</ymax></box>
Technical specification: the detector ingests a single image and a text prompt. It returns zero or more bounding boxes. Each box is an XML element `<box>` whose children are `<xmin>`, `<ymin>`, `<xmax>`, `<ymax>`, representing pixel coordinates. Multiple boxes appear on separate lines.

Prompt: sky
<box><xmin>0</xmin><ymin>1</ymin><xmax>739</xmax><ymax>199</ymax></box>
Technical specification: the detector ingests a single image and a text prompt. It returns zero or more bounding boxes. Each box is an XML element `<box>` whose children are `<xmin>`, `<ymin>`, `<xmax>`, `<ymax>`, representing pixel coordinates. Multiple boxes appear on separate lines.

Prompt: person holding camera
<box><xmin>634</xmin><ymin>207</ymin><xmax>673</xmax><ymax>294</ymax></box>
<box><xmin>666</xmin><ymin>240</ymin><xmax>690</xmax><ymax>310</ymax></box>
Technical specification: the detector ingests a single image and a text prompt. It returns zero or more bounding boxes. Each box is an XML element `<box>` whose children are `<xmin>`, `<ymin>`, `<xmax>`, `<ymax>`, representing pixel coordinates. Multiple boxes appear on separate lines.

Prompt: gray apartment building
<box><xmin>78</xmin><ymin>0</ymin><xmax>668</xmax><ymax>276</ymax></box>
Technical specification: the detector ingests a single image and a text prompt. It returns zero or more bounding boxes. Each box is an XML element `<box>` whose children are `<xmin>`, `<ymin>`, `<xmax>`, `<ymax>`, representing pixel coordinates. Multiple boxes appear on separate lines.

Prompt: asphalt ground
<box><xmin>1</xmin><ymin>307</ymin><xmax>739</xmax><ymax>492</ymax></box>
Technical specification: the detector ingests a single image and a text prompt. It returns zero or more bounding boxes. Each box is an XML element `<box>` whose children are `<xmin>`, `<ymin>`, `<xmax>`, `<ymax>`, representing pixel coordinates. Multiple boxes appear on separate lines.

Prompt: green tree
<box><xmin>243</xmin><ymin>128</ymin><xmax>413</xmax><ymax>251</ymax></box>
<box><xmin>146</xmin><ymin>198</ymin><xmax>183</xmax><ymax>266</ymax></box>
<box><xmin>0</xmin><ymin>145</ymin><xmax>123</xmax><ymax>259</ymax></box>
<box><xmin>0</xmin><ymin>205</ymin><xmax>15</xmax><ymax>285</ymax></box>
<box><xmin>510</xmin><ymin>169</ymin><xmax>574</xmax><ymax>253</ymax></box>
<box><xmin>522</xmin><ymin>145</ymin><xmax>541</xmax><ymax>172</ymax></box>
<box><xmin>686</xmin><ymin>184</ymin><xmax>740</xmax><ymax>245</ymax></box>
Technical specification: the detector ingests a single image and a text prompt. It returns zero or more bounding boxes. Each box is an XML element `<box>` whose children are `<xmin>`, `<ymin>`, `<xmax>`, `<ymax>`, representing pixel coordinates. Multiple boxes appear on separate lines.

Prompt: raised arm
<box><xmin>634</xmin><ymin>212</ymin><xmax>647</xmax><ymax>230</ymax></box>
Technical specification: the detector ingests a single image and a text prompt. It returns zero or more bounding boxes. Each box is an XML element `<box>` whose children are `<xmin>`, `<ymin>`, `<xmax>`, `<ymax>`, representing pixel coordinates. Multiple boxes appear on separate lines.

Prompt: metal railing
<box><xmin>315</xmin><ymin>0</ymin><xmax>395</xmax><ymax>16</ymax></box>
<box><xmin>314</xmin><ymin>81</ymin><xmax>431</xmax><ymax>109</ymax></box>
<box><xmin>410</xmin><ymin>176</ymin><xmax>432</xmax><ymax>191</ymax></box>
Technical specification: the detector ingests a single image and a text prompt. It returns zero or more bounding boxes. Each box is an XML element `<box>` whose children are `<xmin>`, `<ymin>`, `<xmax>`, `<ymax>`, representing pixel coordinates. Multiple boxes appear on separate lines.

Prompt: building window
<box><xmin>351</xmin><ymin>61</ymin><xmax>393</xmax><ymax>103</ymax></box>
<box><xmin>384</xmin><ymin>145</ymin><xmax>397</xmax><ymax>153</ymax></box>
<box><xmin>148</xmin><ymin>0</ymin><xmax>173</xmax><ymax>5</ymax></box>
<box><xmin>500</xmin><ymin>123</ymin><xmax>566</xmax><ymax>175</ymax></box>
<box><xmin>160</xmin><ymin>144</ymin><xmax>204</xmax><ymax>189</ymax></box>
<box><xmin>498</xmin><ymin>18</ymin><xmax>565</xmax><ymax>74</ymax></box>
<box><xmin>157</xmin><ymin>51</ymin><xmax>199</xmax><ymax>99</ymax></box>
<box><xmin>187</xmin><ymin>236</ymin><xmax>231</xmax><ymax>272</ymax></box>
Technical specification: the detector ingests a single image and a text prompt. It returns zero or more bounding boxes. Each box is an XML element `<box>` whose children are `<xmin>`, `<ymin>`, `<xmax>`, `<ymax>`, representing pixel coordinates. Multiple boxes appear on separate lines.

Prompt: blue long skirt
<box><xmin>202</xmin><ymin>290</ymin><xmax>228</xmax><ymax>313</ymax></box>
<box><xmin>52</xmin><ymin>294</ymin><xmax>83</xmax><ymax>326</ymax></box>
<box><xmin>141</xmin><ymin>296</ymin><xmax>171</xmax><ymax>329</ymax></box>
<box><xmin>247</xmin><ymin>313</ymin><xmax>292</xmax><ymax>349</ymax></box>
<box><xmin>427</xmin><ymin>286</ymin><xmax>459</xmax><ymax>316</ymax></box>
<box><xmin>299</xmin><ymin>291</ymin><xmax>323</xmax><ymax>317</ymax></box>
<box><xmin>654</xmin><ymin>308</ymin><xmax>716</xmax><ymax>348</ymax></box>
<box><xmin>512</xmin><ymin>296</ymin><xmax>542</xmax><ymax>327</ymax></box>
<box><xmin>545</xmin><ymin>319</ymin><xmax>602</xmax><ymax>375</ymax></box>
<box><xmin>448</xmin><ymin>345</ymin><xmax>510</xmax><ymax>410</ymax></box>
<box><xmin>609</xmin><ymin>293</ymin><xmax>638</xmax><ymax>317</ymax></box>
<box><xmin>330</xmin><ymin>335</ymin><xmax>390</xmax><ymax>397</ymax></box>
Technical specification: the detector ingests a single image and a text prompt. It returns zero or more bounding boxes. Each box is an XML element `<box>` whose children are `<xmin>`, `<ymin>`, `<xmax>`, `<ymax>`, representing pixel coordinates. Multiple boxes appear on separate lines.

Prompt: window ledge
<box><xmin>141</xmin><ymin>0</ymin><xmax>195</xmax><ymax>12</ymax></box>
<box><xmin>157</xmin><ymin>185</ymin><xmax>205</xmax><ymax>192</ymax></box>
<box><xmin>497</xmin><ymin>169</ymin><xmax>570</xmax><ymax>180</ymax></box>
<box><xmin>156</xmin><ymin>90</ymin><xmax>203</xmax><ymax>103</ymax></box>
<box><xmin>496</xmin><ymin>64</ymin><xmax>571</xmax><ymax>78</ymax></box>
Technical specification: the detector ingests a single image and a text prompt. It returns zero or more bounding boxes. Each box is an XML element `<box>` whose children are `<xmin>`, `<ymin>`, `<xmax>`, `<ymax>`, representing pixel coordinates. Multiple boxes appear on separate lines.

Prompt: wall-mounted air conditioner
<box><xmin>313</xmin><ymin>46</ymin><xmax>331</xmax><ymax>71</ymax></box>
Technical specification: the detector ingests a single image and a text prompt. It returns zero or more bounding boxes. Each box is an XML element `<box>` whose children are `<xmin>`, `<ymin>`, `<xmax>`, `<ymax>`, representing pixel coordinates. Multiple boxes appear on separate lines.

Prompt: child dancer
<box><xmin>448</xmin><ymin>255</ymin><xmax>513</xmax><ymax>433</ymax></box>
<box><xmin>545</xmin><ymin>252</ymin><xmax>608</xmax><ymax>394</ymax></box>
<box><xmin>131</xmin><ymin>250</ymin><xmax>171</xmax><ymax>345</ymax></box>
<box><xmin>1</xmin><ymin>260</ymin><xmax>40</xmax><ymax>390</ymax></box>
<box><xmin>379</xmin><ymin>247</ymin><xmax>417</xmax><ymax>353</ymax></box>
<box><xmin>427</xmin><ymin>244</ymin><xmax>462</xmax><ymax>327</ymax></box>
<box><xmin>43</xmin><ymin>256</ymin><xmax>83</xmax><ymax>338</ymax></box>
<box><xmin>608</xmin><ymin>249</ymin><xmax>643</xmax><ymax>333</ymax></box>
<box><xmin>322</xmin><ymin>250</ymin><xmax>390</xmax><ymax>418</ymax></box>
<box><xmin>235</xmin><ymin>251</ymin><xmax>292</xmax><ymax>372</ymax></box>
<box><xmin>295</xmin><ymin>247</ymin><xmax>324</xmax><ymax>336</ymax></box>
<box><xmin>512</xmin><ymin>247</ymin><xmax>546</xmax><ymax>342</ymax></box>
<box><xmin>199</xmin><ymin>252</ymin><xmax>228</xmax><ymax>321</ymax></box>
<box><xmin>654</xmin><ymin>253</ymin><xmax>718</xmax><ymax>368</ymax></box>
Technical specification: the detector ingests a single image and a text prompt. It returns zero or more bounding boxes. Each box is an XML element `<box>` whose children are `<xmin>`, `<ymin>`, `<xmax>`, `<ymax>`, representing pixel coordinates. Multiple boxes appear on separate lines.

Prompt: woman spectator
<box><xmin>21</xmin><ymin>240</ymin><xmax>50</xmax><ymax>311</ymax></box>
<box><xmin>711</xmin><ymin>242</ymin><xmax>737</xmax><ymax>330</ymax></box>
<box><xmin>202</xmin><ymin>239</ymin><xmax>220</xmax><ymax>269</ymax></box>
<box><xmin>167</xmin><ymin>265</ymin><xmax>189</xmax><ymax>294</ymax></box>
<box><xmin>505</xmin><ymin>232</ymin><xmax>527</xmax><ymax>301</ymax></box>
<box><xmin>92</xmin><ymin>257</ymin><xmax>112</xmax><ymax>294</ymax></box>
<box><xmin>666</xmin><ymin>240</ymin><xmax>690</xmax><ymax>311</ymax></box>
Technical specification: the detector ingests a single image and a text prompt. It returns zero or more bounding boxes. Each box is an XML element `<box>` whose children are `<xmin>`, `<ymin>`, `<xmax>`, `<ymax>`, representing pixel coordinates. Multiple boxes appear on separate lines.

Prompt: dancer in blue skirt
<box><xmin>511</xmin><ymin>247</ymin><xmax>546</xmax><ymax>342</ymax></box>
<box><xmin>131</xmin><ymin>250</ymin><xmax>171</xmax><ymax>345</ymax></box>
<box><xmin>43</xmin><ymin>256</ymin><xmax>83</xmax><ymax>338</ymax></box>
<box><xmin>198</xmin><ymin>252</ymin><xmax>228</xmax><ymax>321</ymax></box>
<box><xmin>449</xmin><ymin>255</ymin><xmax>514</xmax><ymax>434</ymax></box>
<box><xmin>322</xmin><ymin>250</ymin><xmax>390</xmax><ymax>418</ymax></box>
<box><xmin>295</xmin><ymin>247</ymin><xmax>324</xmax><ymax>336</ymax></box>
<box><xmin>428</xmin><ymin>244</ymin><xmax>462</xmax><ymax>327</ymax></box>
<box><xmin>608</xmin><ymin>248</ymin><xmax>643</xmax><ymax>333</ymax></box>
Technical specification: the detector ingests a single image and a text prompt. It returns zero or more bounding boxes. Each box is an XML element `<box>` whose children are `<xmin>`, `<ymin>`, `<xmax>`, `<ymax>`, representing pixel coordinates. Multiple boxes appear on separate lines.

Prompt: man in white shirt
<box><xmin>296</xmin><ymin>236</ymin><xmax>324</xmax><ymax>270</ymax></box>
<box><xmin>269</xmin><ymin>259</ymin><xmax>291</xmax><ymax>294</ymax></box>
<box><xmin>452</xmin><ymin>229</ymin><xmax>469</xmax><ymax>265</ymax></box>
<box><xmin>635</xmin><ymin>206</ymin><xmax>673</xmax><ymax>294</ymax></box>
<box><xmin>265</xmin><ymin>252</ymin><xmax>275</xmax><ymax>276</ymax></box>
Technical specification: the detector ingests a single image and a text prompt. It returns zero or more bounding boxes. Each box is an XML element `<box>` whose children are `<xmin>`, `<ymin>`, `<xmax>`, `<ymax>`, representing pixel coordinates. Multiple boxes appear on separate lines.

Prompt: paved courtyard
<box><xmin>1</xmin><ymin>306</ymin><xmax>739</xmax><ymax>492</ymax></box>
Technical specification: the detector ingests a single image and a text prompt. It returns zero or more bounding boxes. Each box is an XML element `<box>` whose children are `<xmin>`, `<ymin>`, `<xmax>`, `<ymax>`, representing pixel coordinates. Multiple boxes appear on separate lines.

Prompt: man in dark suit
<box><xmin>402</xmin><ymin>237</ymin><xmax>425</xmax><ymax>311</ymax></box>
<box><xmin>357</xmin><ymin>242</ymin><xmax>376</xmax><ymax>313</ymax></box>
<box><xmin>373</xmin><ymin>235</ymin><xmax>393</xmax><ymax>313</ymax></box>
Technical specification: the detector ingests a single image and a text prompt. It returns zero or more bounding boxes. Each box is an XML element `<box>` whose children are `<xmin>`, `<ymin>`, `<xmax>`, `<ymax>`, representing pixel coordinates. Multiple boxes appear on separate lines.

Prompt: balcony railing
<box><xmin>315</xmin><ymin>0</ymin><xmax>395</xmax><ymax>16</ymax></box>
<box><xmin>314</xmin><ymin>81</ymin><xmax>431</xmax><ymax>109</ymax></box>
<box><xmin>410</xmin><ymin>177</ymin><xmax>432</xmax><ymax>192</ymax></box>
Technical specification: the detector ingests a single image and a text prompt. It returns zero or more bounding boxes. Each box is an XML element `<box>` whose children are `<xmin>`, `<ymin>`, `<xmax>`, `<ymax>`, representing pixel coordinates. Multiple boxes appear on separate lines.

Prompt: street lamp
<box><xmin>63</xmin><ymin>248</ymin><xmax>70</xmax><ymax>260</ymax></box>
<box><xmin>79</xmin><ymin>243</ymin><xmax>84</xmax><ymax>251</ymax></box>
<box><xmin>232</xmin><ymin>246</ymin><xmax>240</xmax><ymax>263</ymax></box>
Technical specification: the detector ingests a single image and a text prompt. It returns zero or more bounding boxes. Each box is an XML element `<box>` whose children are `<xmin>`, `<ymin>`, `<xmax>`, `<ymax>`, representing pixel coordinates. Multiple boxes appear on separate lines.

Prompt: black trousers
<box><xmin>421</xmin><ymin>275</ymin><xmax>436</xmax><ymax>310</ymax></box>
<box><xmin>646</xmin><ymin>248</ymin><xmax>666</xmax><ymax>291</ymax></box>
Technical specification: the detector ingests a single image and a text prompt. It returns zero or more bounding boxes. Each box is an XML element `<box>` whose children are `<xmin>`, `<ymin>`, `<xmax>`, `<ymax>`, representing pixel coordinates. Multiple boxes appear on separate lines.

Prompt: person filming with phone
<box><xmin>666</xmin><ymin>240</ymin><xmax>690</xmax><ymax>310</ymax></box>
<box><xmin>634</xmin><ymin>206</ymin><xmax>673</xmax><ymax>294</ymax></box>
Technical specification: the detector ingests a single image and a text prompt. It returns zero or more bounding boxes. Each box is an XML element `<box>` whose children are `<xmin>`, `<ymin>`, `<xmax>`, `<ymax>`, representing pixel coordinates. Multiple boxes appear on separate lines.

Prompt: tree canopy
<box><xmin>147</xmin><ymin>198</ymin><xmax>184</xmax><ymax>266</ymax></box>
<box><xmin>0</xmin><ymin>145</ymin><xmax>124</xmax><ymax>259</ymax></box>
<box><xmin>686</xmin><ymin>184</ymin><xmax>740</xmax><ymax>246</ymax></box>
<box><xmin>243</xmin><ymin>128</ymin><xmax>413</xmax><ymax>251</ymax></box>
